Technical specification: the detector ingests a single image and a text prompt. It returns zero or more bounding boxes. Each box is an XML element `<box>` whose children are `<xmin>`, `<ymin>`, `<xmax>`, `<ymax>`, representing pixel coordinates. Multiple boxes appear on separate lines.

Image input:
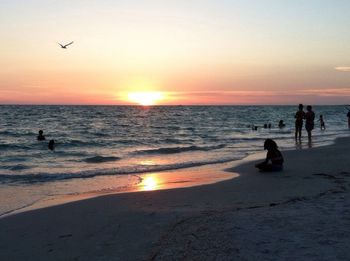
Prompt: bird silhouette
<box><xmin>58</xmin><ymin>41</ymin><xmax>74</xmax><ymax>49</ymax></box>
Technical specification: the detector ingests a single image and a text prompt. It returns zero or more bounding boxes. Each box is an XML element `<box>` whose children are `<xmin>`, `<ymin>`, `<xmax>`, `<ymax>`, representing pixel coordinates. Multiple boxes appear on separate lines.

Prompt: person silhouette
<box><xmin>305</xmin><ymin>105</ymin><xmax>315</xmax><ymax>141</ymax></box>
<box><xmin>255</xmin><ymin>139</ymin><xmax>284</xmax><ymax>172</ymax></box>
<box><xmin>37</xmin><ymin>130</ymin><xmax>46</xmax><ymax>141</ymax></box>
<box><xmin>319</xmin><ymin>114</ymin><xmax>326</xmax><ymax>130</ymax></box>
<box><xmin>278</xmin><ymin>120</ymin><xmax>286</xmax><ymax>129</ymax></box>
<box><xmin>48</xmin><ymin>140</ymin><xmax>55</xmax><ymax>151</ymax></box>
<box><xmin>347</xmin><ymin>108</ymin><xmax>350</xmax><ymax>129</ymax></box>
<box><xmin>294</xmin><ymin>104</ymin><xmax>305</xmax><ymax>140</ymax></box>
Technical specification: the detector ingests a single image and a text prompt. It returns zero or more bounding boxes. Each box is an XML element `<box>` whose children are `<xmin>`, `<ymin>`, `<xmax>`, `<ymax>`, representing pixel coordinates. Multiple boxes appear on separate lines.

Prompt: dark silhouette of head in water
<box><xmin>48</xmin><ymin>140</ymin><xmax>55</xmax><ymax>151</ymax></box>
<box><xmin>278</xmin><ymin>120</ymin><xmax>285</xmax><ymax>128</ymax></box>
<box><xmin>37</xmin><ymin>130</ymin><xmax>46</xmax><ymax>141</ymax></box>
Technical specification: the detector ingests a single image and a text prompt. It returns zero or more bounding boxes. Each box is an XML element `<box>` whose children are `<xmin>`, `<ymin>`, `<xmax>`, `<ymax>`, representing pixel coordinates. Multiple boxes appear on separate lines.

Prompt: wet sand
<box><xmin>0</xmin><ymin>137</ymin><xmax>349</xmax><ymax>260</ymax></box>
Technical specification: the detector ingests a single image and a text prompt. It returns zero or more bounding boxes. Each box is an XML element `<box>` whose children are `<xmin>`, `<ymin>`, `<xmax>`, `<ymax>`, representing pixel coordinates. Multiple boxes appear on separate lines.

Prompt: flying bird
<box><xmin>58</xmin><ymin>41</ymin><xmax>74</xmax><ymax>49</ymax></box>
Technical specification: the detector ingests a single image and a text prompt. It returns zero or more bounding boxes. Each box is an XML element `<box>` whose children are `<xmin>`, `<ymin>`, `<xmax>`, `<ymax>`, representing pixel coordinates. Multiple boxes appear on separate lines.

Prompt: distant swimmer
<box><xmin>255</xmin><ymin>139</ymin><xmax>284</xmax><ymax>172</ymax></box>
<box><xmin>268</xmin><ymin>123</ymin><xmax>272</xmax><ymax>129</ymax></box>
<box><xmin>48</xmin><ymin>140</ymin><xmax>55</xmax><ymax>151</ymax></box>
<box><xmin>251</xmin><ymin>125</ymin><xmax>258</xmax><ymax>131</ymax></box>
<box><xmin>37</xmin><ymin>130</ymin><xmax>46</xmax><ymax>141</ymax></box>
<box><xmin>58</xmin><ymin>41</ymin><xmax>74</xmax><ymax>49</ymax></box>
<box><xmin>278</xmin><ymin>120</ymin><xmax>286</xmax><ymax>129</ymax></box>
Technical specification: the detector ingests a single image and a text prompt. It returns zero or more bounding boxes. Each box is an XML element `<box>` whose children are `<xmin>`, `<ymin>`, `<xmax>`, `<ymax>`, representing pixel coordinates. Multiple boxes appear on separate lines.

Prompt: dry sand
<box><xmin>1</xmin><ymin>137</ymin><xmax>350</xmax><ymax>260</ymax></box>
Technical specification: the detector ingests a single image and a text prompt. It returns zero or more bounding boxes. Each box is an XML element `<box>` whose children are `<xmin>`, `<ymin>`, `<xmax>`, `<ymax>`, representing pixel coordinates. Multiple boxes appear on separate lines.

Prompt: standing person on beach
<box><xmin>305</xmin><ymin>105</ymin><xmax>315</xmax><ymax>141</ymax></box>
<box><xmin>294</xmin><ymin>104</ymin><xmax>305</xmax><ymax>140</ymax></box>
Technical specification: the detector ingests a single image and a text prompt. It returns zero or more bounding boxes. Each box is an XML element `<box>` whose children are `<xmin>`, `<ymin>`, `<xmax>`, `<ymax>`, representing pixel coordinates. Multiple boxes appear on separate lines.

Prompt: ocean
<box><xmin>0</xmin><ymin>105</ymin><xmax>349</xmax><ymax>216</ymax></box>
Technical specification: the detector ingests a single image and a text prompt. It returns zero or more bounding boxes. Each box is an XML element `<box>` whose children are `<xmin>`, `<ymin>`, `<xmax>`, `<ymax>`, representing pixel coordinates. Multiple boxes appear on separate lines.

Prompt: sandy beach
<box><xmin>1</xmin><ymin>136</ymin><xmax>350</xmax><ymax>261</ymax></box>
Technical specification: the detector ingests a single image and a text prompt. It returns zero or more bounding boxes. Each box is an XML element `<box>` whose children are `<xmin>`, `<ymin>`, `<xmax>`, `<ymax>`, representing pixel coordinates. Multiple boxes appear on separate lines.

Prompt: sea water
<box><xmin>0</xmin><ymin>105</ymin><xmax>349</xmax><ymax>215</ymax></box>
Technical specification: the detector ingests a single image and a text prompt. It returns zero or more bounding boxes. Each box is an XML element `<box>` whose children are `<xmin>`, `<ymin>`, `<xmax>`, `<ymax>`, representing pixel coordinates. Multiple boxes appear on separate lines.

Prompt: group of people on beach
<box><xmin>256</xmin><ymin>104</ymin><xmax>350</xmax><ymax>173</ymax></box>
<box><xmin>294</xmin><ymin>103</ymin><xmax>319</xmax><ymax>141</ymax></box>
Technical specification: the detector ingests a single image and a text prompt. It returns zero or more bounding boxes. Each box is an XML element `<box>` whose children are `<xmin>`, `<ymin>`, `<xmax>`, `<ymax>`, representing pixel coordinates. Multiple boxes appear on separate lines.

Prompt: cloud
<box><xmin>335</xmin><ymin>67</ymin><xmax>350</xmax><ymax>72</ymax></box>
<box><xmin>299</xmin><ymin>88</ymin><xmax>350</xmax><ymax>97</ymax></box>
<box><xmin>163</xmin><ymin>88</ymin><xmax>350</xmax><ymax>105</ymax></box>
<box><xmin>171</xmin><ymin>88</ymin><xmax>350</xmax><ymax>98</ymax></box>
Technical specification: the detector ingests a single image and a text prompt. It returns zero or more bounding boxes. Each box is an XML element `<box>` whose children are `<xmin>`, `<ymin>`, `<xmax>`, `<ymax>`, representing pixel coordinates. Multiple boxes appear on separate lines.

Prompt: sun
<box><xmin>127</xmin><ymin>91</ymin><xmax>164</xmax><ymax>106</ymax></box>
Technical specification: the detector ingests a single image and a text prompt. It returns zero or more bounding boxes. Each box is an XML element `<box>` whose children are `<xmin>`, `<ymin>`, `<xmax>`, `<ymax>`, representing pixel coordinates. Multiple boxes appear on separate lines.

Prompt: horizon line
<box><xmin>0</xmin><ymin>103</ymin><xmax>349</xmax><ymax>107</ymax></box>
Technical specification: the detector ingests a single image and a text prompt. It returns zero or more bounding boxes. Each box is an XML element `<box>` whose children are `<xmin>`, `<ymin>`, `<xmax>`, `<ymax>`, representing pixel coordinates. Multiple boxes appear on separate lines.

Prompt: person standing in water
<box><xmin>319</xmin><ymin>114</ymin><xmax>326</xmax><ymax>130</ymax></box>
<box><xmin>305</xmin><ymin>105</ymin><xmax>315</xmax><ymax>141</ymax></box>
<box><xmin>294</xmin><ymin>104</ymin><xmax>305</xmax><ymax>140</ymax></box>
<box><xmin>347</xmin><ymin>108</ymin><xmax>350</xmax><ymax>129</ymax></box>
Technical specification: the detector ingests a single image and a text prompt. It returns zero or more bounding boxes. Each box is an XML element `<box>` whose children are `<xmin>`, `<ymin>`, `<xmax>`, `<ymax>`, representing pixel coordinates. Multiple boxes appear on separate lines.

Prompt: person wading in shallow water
<box><xmin>255</xmin><ymin>139</ymin><xmax>284</xmax><ymax>172</ymax></box>
<box><xmin>295</xmin><ymin>104</ymin><xmax>305</xmax><ymax>140</ymax></box>
<box><xmin>305</xmin><ymin>105</ymin><xmax>315</xmax><ymax>141</ymax></box>
<box><xmin>319</xmin><ymin>114</ymin><xmax>326</xmax><ymax>130</ymax></box>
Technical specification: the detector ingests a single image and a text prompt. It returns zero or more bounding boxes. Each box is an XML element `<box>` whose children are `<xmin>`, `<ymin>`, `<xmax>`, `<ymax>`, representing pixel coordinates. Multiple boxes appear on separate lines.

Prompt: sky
<box><xmin>1</xmin><ymin>0</ymin><xmax>350</xmax><ymax>105</ymax></box>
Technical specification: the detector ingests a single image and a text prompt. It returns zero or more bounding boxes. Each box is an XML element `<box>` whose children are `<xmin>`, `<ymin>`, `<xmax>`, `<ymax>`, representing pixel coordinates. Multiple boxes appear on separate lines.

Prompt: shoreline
<box><xmin>0</xmin><ymin>136</ymin><xmax>337</xmax><ymax>218</ymax></box>
<box><xmin>0</xmin><ymin>136</ymin><xmax>349</xmax><ymax>260</ymax></box>
<box><xmin>1</xmin><ymin>160</ymin><xmax>240</xmax><ymax>218</ymax></box>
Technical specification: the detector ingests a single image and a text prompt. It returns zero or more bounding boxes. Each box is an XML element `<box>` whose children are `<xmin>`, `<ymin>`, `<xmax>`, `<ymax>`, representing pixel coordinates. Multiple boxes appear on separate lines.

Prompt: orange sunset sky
<box><xmin>1</xmin><ymin>0</ymin><xmax>350</xmax><ymax>105</ymax></box>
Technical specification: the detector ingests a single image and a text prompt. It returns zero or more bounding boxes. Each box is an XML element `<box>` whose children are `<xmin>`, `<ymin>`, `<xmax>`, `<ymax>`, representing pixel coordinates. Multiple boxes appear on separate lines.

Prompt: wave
<box><xmin>84</xmin><ymin>156</ymin><xmax>120</xmax><ymax>163</ymax></box>
<box><xmin>133</xmin><ymin>144</ymin><xmax>226</xmax><ymax>155</ymax></box>
<box><xmin>0</xmin><ymin>164</ymin><xmax>32</xmax><ymax>171</ymax></box>
<box><xmin>0</xmin><ymin>130</ymin><xmax>15</xmax><ymax>136</ymax></box>
<box><xmin>0</xmin><ymin>143</ymin><xmax>34</xmax><ymax>150</ymax></box>
<box><xmin>0</xmin><ymin>130</ymin><xmax>37</xmax><ymax>137</ymax></box>
<box><xmin>0</xmin><ymin>155</ymin><xmax>245</xmax><ymax>184</ymax></box>
<box><xmin>59</xmin><ymin>140</ymin><xmax>101</xmax><ymax>148</ymax></box>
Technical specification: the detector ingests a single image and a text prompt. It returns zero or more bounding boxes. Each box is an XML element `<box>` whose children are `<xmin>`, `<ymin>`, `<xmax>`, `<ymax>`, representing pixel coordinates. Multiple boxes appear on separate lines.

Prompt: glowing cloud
<box><xmin>335</xmin><ymin>67</ymin><xmax>350</xmax><ymax>72</ymax></box>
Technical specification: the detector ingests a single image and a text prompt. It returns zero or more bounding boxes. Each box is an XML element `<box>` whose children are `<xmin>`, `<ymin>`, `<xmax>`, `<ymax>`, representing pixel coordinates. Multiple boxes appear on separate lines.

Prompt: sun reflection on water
<box><xmin>139</xmin><ymin>160</ymin><xmax>155</xmax><ymax>166</ymax></box>
<box><xmin>141</xmin><ymin>176</ymin><xmax>159</xmax><ymax>191</ymax></box>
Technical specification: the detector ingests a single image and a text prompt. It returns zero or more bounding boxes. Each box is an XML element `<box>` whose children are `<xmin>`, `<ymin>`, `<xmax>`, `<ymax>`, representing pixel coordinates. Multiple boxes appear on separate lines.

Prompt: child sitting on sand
<box><xmin>255</xmin><ymin>139</ymin><xmax>284</xmax><ymax>172</ymax></box>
